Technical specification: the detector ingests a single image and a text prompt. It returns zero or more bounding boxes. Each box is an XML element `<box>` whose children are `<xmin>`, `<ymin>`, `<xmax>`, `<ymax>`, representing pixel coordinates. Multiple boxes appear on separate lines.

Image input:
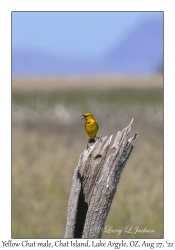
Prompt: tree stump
<box><xmin>64</xmin><ymin>118</ymin><xmax>138</xmax><ymax>238</ymax></box>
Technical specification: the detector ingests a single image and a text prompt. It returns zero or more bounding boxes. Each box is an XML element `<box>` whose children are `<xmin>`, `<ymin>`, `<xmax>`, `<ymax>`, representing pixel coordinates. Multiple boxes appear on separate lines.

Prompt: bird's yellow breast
<box><xmin>85</xmin><ymin>118</ymin><xmax>98</xmax><ymax>139</ymax></box>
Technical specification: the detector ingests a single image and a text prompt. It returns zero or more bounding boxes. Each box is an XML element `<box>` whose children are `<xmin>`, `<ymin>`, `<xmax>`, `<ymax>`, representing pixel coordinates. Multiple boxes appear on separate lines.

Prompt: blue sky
<box><xmin>12</xmin><ymin>11</ymin><xmax>163</xmax><ymax>59</ymax></box>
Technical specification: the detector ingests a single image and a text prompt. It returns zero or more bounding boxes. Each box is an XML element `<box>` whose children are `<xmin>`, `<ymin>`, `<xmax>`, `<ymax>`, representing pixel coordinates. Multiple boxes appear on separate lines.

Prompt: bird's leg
<box><xmin>86</xmin><ymin>139</ymin><xmax>93</xmax><ymax>150</ymax></box>
<box><xmin>86</xmin><ymin>140</ymin><xmax>90</xmax><ymax>150</ymax></box>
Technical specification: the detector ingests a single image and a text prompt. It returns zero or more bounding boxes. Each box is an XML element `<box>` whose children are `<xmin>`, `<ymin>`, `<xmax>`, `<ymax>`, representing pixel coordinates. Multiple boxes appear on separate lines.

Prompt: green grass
<box><xmin>12</xmin><ymin>88</ymin><xmax>163</xmax><ymax>114</ymax></box>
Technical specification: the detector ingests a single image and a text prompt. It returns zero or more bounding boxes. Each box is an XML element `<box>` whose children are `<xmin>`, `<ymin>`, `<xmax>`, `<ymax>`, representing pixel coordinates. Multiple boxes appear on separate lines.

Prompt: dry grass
<box><xmin>12</xmin><ymin>75</ymin><xmax>163</xmax><ymax>93</ymax></box>
<box><xmin>12</xmin><ymin>76</ymin><xmax>163</xmax><ymax>239</ymax></box>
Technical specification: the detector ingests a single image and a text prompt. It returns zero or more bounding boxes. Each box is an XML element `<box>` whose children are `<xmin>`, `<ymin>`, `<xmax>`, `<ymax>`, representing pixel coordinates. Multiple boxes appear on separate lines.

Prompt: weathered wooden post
<box><xmin>64</xmin><ymin>118</ymin><xmax>138</xmax><ymax>238</ymax></box>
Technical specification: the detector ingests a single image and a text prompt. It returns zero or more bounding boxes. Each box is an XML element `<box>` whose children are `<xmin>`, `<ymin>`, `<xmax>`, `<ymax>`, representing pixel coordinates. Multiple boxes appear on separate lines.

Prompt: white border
<box><xmin>1</xmin><ymin>0</ymin><xmax>175</xmax><ymax>246</ymax></box>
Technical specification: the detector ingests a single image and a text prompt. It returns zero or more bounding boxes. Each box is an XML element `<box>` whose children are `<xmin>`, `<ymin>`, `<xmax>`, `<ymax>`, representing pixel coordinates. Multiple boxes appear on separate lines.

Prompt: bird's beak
<box><xmin>82</xmin><ymin>115</ymin><xmax>85</xmax><ymax>120</ymax></box>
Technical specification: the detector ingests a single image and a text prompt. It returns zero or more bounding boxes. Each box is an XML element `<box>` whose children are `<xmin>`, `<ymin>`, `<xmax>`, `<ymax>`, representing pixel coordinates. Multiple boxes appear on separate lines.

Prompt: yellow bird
<box><xmin>82</xmin><ymin>112</ymin><xmax>99</xmax><ymax>148</ymax></box>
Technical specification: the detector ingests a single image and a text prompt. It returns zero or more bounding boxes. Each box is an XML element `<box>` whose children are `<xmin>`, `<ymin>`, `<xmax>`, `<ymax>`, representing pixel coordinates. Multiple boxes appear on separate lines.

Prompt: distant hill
<box><xmin>102</xmin><ymin>18</ymin><xmax>163</xmax><ymax>75</ymax></box>
<box><xmin>12</xmin><ymin>18</ymin><xmax>163</xmax><ymax>76</ymax></box>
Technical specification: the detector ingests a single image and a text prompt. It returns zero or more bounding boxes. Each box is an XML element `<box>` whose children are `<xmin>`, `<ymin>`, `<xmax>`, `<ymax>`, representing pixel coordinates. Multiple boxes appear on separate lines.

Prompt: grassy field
<box><xmin>12</xmin><ymin>76</ymin><xmax>163</xmax><ymax>238</ymax></box>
